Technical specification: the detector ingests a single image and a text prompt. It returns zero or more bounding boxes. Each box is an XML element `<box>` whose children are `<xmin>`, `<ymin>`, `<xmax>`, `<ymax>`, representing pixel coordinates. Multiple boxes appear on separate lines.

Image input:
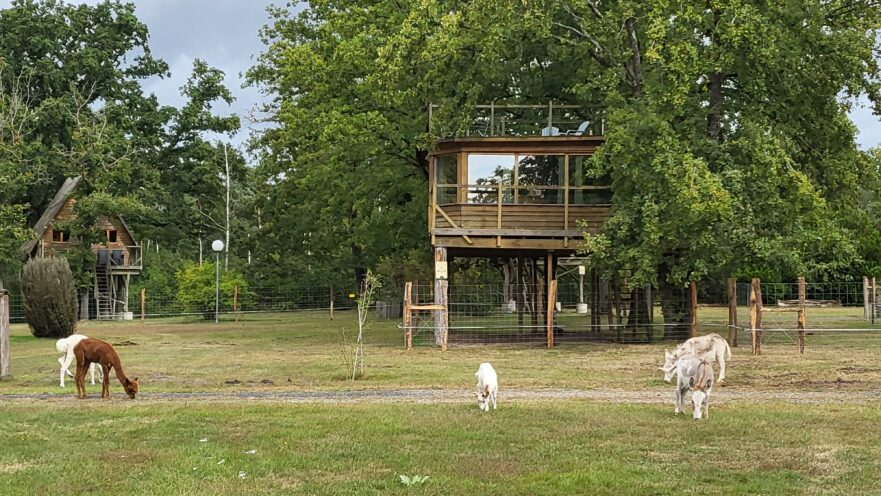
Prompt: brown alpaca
<box><xmin>73</xmin><ymin>338</ymin><xmax>139</xmax><ymax>399</ymax></box>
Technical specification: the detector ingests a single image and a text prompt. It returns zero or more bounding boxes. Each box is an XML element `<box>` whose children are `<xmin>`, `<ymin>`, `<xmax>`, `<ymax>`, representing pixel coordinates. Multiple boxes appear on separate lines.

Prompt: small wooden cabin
<box><xmin>20</xmin><ymin>176</ymin><xmax>143</xmax><ymax>320</ymax></box>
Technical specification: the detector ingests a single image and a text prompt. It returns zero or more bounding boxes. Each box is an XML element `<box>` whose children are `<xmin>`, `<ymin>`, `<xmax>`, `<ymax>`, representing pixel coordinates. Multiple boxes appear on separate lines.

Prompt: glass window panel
<box><xmin>517</xmin><ymin>188</ymin><xmax>561</xmax><ymax>205</ymax></box>
<box><xmin>568</xmin><ymin>189</ymin><xmax>613</xmax><ymax>205</ymax></box>
<box><xmin>518</xmin><ymin>155</ymin><xmax>564</xmax><ymax>187</ymax></box>
<box><xmin>435</xmin><ymin>154</ymin><xmax>458</xmax><ymax>184</ymax></box>
<box><xmin>467</xmin><ymin>154</ymin><xmax>514</xmax><ymax>185</ymax></box>
<box><xmin>467</xmin><ymin>187</ymin><xmax>498</xmax><ymax>204</ymax></box>
<box><xmin>437</xmin><ymin>186</ymin><xmax>457</xmax><ymax>204</ymax></box>
<box><xmin>568</xmin><ymin>155</ymin><xmax>611</xmax><ymax>187</ymax></box>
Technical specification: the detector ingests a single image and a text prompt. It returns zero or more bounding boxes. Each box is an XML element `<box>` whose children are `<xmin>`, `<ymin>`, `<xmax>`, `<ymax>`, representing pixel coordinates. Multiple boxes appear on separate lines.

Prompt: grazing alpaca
<box><xmin>74</xmin><ymin>338</ymin><xmax>139</xmax><ymax>399</ymax></box>
<box><xmin>56</xmin><ymin>334</ymin><xmax>101</xmax><ymax>387</ymax></box>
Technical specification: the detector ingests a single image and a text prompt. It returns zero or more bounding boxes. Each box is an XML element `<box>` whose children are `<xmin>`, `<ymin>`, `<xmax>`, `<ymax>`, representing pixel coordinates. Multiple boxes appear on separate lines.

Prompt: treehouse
<box><xmin>422</xmin><ymin>103</ymin><xmax>615</xmax><ymax>346</ymax></box>
<box><xmin>428</xmin><ymin>103</ymin><xmax>610</xmax><ymax>258</ymax></box>
<box><xmin>20</xmin><ymin>176</ymin><xmax>143</xmax><ymax>320</ymax></box>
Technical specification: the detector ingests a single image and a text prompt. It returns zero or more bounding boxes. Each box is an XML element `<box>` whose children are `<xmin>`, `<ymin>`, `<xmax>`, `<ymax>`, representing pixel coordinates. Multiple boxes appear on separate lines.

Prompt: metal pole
<box><xmin>215</xmin><ymin>252</ymin><xmax>220</xmax><ymax>324</ymax></box>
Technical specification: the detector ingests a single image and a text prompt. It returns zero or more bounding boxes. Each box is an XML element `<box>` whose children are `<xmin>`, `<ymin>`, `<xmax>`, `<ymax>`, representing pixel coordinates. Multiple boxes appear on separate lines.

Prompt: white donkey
<box><xmin>673</xmin><ymin>354</ymin><xmax>714</xmax><ymax>419</ymax></box>
<box><xmin>660</xmin><ymin>333</ymin><xmax>731</xmax><ymax>384</ymax></box>
<box><xmin>475</xmin><ymin>362</ymin><xmax>498</xmax><ymax>412</ymax></box>
<box><xmin>56</xmin><ymin>334</ymin><xmax>100</xmax><ymax>387</ymax></box>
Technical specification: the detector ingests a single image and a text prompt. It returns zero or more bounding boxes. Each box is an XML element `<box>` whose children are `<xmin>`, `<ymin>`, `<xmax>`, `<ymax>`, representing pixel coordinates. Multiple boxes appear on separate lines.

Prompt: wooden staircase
<box><xmin>94</xmin><ymin>263</ymin><xmax>113</xmax><ymax>320</ymax></box>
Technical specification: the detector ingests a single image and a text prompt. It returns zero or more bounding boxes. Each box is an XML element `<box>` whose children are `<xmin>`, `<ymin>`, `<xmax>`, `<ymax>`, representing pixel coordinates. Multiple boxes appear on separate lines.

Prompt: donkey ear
<box><xmin>132</xmin><ymin>377</ymin><xmax>139</xmax><ymax>382</ymax></box>
<box><xmin>689</xmin><ymin>377</ymin><xmax>695</xmax><ymax>387</ymax></box>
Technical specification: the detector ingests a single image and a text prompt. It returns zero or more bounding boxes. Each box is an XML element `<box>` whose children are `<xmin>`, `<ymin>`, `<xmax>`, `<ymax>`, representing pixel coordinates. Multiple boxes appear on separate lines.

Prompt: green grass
<box><xmin>2</xmin><ymin>308</ymin><xmax>881</xmax><ymax>395</ymax></box>
<box><xmin>3</xmin><ymin>310</ymin><xmax>881</xmax><ymax>494</ymax></box>
<box><xmin>1</xmin><ymin>401</ymin><xmax>880</xmax><ymax>495</ymax></box>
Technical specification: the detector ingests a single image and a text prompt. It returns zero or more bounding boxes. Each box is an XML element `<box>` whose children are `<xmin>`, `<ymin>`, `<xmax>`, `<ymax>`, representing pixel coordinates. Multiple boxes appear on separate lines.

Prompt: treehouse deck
<box><xmin>428</xmin><ymin>136</ymin><xmax>610</xmax><ymax>255</ymax></box>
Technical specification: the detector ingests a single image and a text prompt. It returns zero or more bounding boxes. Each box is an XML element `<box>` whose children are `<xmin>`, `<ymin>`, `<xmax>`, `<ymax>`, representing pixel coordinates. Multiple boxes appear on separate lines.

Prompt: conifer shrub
<box><xmin>21</xmin><ymin>257</ymin><xmax>78</xmax><ymax>338</ymax></box>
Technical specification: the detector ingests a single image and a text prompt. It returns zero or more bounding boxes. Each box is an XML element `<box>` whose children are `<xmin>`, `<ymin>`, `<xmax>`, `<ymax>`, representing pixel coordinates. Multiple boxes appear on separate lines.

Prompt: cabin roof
<box><xmin>19</xmin><ymin>176</ymin><xmax>138</xmax><ymax>255</ymax></box>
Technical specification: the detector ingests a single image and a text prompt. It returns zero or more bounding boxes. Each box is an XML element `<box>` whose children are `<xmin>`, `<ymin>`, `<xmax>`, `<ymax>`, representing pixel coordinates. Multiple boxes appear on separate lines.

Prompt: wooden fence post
<box><xmin>140</xmin><ymin>288</ymin><xmax>146</xmax><ymax>325</ymax></box>
<box><xmin>329</xmin><ymin>284</ymin><xmax>334</xmax><ymax>321</ymax></box>
<box><xmin>403</xmin><ymin>282</ymin><xmax>413</xmax><ymax>351</ymax></box>
<box><xmin>727</xmin><ymin>278</ymin><xmax>737</xmax><ymax>347</ymax></box>
<box><xmin>0</xmin><ymin>290</ymin><xmax>9</xmax><ymax>377</ymax></box>
<box><xmin>234</xmin><ymin>285</ymin><xmax>240</xmax><ymax>323</ymax></box>
<box><xmin>864</xmin><ymin>276</ymin><xmax>870</xmax><ymax>321</ymax></box>
<box><xmin>797</xmin><ymin>276</ymin><xmax>806</xmax><ymax>355</ymax></box>
<box><xmin>869</xmin><ymin>276</ymin><xmax>878</xmax><ymax>325</ymax></box>
<box><xmin>547</xmin><ymin>279</ymin><xmax>557</xmax><ymax>348</ymax></box>
<box><xmin>690</xmin><ymin>281</ymin><xmax>698</xmax><ymax>338</ymax></box>
<box><xmin>750</xmin><ymin>278</ymin><xmax>763</xmax><ymax>355</ymax></box>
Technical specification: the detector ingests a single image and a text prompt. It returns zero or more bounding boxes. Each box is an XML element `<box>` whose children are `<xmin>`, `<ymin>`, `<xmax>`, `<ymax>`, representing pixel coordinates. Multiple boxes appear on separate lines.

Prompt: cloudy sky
<box><xmin>1</xmin><ymin>0</ymin><xmax>880</xmax><ymax>149</ymax></box>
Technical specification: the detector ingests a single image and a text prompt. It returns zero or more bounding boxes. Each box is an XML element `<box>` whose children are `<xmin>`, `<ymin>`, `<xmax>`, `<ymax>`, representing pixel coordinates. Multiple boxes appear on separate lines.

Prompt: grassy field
<box><xmin>2</xmin><ymin>401</ymin><xmax>880</xmax><ymax>495</ymax></box>
<box><xmin>2</xmin><ymin>308</ymin><xmax>881</xmax><ymax>395</ymax></box>
<box><xmin>2</xmin><ymin>310</ymin><xmax>881</xmax><ymax>494</ymax></box>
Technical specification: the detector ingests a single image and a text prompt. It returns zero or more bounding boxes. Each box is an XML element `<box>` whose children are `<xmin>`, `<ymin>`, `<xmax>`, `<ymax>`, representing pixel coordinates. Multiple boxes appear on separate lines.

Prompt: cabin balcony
<box><xmin>428</xmin><ymin>132</ymin><xmax>611</xmax><ymax>255</ymax></box>
<box><xmin>95</xmin><ymin>245</ymin><xmax>143</xmax><ymax>274</ymax></box>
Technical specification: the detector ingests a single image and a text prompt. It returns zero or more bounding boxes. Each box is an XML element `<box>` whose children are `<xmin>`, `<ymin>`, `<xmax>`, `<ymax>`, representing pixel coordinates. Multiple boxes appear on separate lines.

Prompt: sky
<box><xmin>0</xmin><ymin>0</ymin><xmax>879</xmax><ymax>150</ymax></box>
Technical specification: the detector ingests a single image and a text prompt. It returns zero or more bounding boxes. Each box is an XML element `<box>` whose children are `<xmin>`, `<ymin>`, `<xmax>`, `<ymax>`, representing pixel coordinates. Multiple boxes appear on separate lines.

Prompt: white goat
<box><xmin>56</xmin><ymin>334</ymin><xmax>100</xmax><ymax>387</ymax></box>
<box><xmin>673</xmin><ymin>354</ymin><xmax>714</xmax><ymax>419</ymax></box>
<box><xmin>475</xmin><ymin>363</ymin><xmax>498</xmax><ymax>412</ymax></box>
<box><xmin>661</xmin><ymin>333</ymin><xmax>731</xmax><ymax>384</ymax></box>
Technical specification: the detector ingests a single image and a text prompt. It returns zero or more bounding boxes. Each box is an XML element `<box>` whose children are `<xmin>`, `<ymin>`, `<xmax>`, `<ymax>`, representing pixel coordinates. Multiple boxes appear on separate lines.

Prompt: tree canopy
<box><xmin>248</xmin><ymin>0</ymin><xmax>881</xmax><ymax>291</ymax></box>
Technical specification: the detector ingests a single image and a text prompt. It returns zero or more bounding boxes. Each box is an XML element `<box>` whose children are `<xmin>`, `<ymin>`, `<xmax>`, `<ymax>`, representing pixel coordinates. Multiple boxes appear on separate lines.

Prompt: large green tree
<box><xmin>0</xmin><ymin>0</ymin><xmax>244</xmax><ymax>291</ymax></box>
<box><xmin>250</xmin><ymin>0</ymin><xmax>881</xmax><ymax>331</ymax></box>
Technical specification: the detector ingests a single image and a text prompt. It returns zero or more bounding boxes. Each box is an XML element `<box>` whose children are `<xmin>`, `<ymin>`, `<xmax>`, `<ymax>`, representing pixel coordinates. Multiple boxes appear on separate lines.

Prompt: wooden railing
<box><xmin>429</xmin><ymin>102</ymin><xmax>606</xmax><ymax>138</ymax></box>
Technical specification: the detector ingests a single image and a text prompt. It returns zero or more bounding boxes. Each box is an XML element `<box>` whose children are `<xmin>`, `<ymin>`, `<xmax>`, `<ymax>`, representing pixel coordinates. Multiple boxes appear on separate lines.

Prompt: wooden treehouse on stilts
<box><xmin>411</xmin><ymin>102</ymin><xmax>657</xmax><ymax>348</ymax></box>
<box><xmin>20</xmin><ymin>176</ymin><xmax>143</xmax><ymax>320</ymax></box>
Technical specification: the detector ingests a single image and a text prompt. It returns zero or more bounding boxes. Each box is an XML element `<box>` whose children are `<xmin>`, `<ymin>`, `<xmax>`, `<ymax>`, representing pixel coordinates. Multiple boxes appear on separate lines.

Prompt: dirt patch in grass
<box><xmin>0</xmin><ymin>462</ymin><xmax>34</xmax><ymax>474</ymax></box>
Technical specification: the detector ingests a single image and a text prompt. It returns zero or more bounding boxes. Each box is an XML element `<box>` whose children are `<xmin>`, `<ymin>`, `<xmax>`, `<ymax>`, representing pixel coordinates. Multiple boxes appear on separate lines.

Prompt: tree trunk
<box><xmin>658</xmin><ymin>262</ymin><xmax>691</xmax><ymax>340</ymax></box>
<box><xmin>624</xmin><ymin>16</ymin><xmax>644</xmax><ymax>96</ymax></box>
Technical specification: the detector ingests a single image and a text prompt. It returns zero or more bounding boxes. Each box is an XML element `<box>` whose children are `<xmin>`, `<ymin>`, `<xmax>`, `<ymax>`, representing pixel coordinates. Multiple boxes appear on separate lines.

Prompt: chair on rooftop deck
<box><xmin>565</xmin><ymin>121</ymin><xmax>590</xmax><ymax>136</ymax></box>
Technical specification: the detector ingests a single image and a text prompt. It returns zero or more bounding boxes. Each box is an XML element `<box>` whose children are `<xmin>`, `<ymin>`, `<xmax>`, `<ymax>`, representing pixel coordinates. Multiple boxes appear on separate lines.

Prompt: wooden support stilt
<box><xmin>434</xmin><ymin>247</ymin><xmax>448</xmax><ymax>350</ymax></box>
<box><xmin>797</xmin><ymin>276</ymin><xmax>806</xmax><ymax>354</ymax></box>
<box><xmin>517</xmin><ymin>257</ymin><xmax>524</xmax><ymax>330</ymax></box>
<box><xmin>547</xmin><ymin>279</ymin><xmax>557</xmax><ymax>348</ymax></box>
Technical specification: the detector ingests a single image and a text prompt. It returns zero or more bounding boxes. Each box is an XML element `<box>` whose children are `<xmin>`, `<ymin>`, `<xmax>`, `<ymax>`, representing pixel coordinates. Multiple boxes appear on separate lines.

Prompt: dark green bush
<box><xmin>21</xmin><ymin>257</ymin><xmax>78</xmax><ymax>338</ymax></box>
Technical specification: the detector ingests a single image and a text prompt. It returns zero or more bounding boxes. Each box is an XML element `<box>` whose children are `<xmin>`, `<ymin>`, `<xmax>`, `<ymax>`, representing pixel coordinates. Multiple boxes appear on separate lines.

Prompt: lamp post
<box><xmin>212</xmin><ymin>240</ymin><xmax>224</xmax><ymax>324</ymax></box>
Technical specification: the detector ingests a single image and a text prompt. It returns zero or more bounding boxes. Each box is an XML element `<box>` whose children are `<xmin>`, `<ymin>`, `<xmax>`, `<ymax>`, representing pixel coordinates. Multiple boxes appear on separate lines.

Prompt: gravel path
<box><xmin>3</xmin><ymin>388</ymin><xmax>881</xmax><ymax>404</ymax></box>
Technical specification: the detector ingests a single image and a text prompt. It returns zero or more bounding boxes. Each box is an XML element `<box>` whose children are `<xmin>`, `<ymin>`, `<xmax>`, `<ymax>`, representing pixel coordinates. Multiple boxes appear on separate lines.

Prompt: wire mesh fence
<box><xmin>4</xmin><ymin>286</ymin><xmax>364</xmax><ymax>323</ymax></box>
<box><xmin>728</xmin><ymin>280</ymin><xmax>881</xmax><ymax>353</ymax></box>
<box><xmin>406</xmin><ymin>280</ymin><xmax>696</xmax><ymax>346</ymax></box>
<box><xmin>5</xmin><ymin>277</ymin><xmax>879</xmax><ymax>354</ymax></box>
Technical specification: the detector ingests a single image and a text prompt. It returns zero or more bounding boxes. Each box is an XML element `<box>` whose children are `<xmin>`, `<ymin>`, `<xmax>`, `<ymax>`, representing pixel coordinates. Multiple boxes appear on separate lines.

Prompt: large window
<box><xmin>468</xmin><ymin>154</ymin><xmax>514</xmax><ymax>186</ymax></box>
<box><xmin>435</xmin><ymin>154</ymin><xmax>458</xmax><ymax>204</ymax></box>
<box><xmin>568</xmin><ymin>155</ymin><xmax>612</xmax><ymax>204</ymax></box>
<box><xmin>517</xmin><ymin>155</ymin><xmax>564</xmax><ymax>204</ymax></box>
<box><xmin>436</xmin><ymin>152</ymin><xmax>611</xmax><ymax>206</ymax></box>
